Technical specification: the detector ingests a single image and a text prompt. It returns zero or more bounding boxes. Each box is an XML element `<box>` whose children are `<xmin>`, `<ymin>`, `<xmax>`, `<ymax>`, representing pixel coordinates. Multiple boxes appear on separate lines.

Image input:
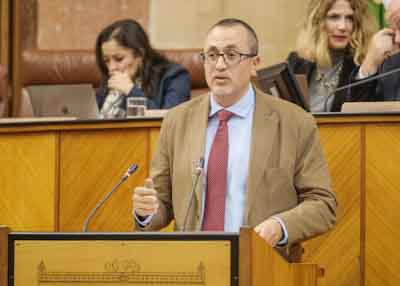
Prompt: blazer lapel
<box><xmin>245</xmin><ymin>91</ymin><xmax>279</xmax><ymax>223</ymax></box>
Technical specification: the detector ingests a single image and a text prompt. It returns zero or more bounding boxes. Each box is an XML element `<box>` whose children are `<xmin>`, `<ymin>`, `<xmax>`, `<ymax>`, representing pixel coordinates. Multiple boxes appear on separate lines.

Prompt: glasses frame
<box><xmin>200</xmin><ymin>50</ymin><xmax>257</xmax><ymax>66</ymax></box>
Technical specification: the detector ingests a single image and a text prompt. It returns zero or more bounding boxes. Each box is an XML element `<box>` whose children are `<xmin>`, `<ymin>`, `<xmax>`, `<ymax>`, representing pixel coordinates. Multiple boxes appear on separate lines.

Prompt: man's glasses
<box><xmin>200</xmin><ymin>50</ymin><xmax>257</xmax><ymax>66</ymax></box>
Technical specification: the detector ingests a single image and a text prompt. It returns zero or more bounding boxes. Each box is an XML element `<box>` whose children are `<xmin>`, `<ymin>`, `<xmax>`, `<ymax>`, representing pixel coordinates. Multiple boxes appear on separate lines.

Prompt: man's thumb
<box><xmin>144</xmin><ymin>178</ymin><xmax>154</xmax><ymax>189</ymax></box>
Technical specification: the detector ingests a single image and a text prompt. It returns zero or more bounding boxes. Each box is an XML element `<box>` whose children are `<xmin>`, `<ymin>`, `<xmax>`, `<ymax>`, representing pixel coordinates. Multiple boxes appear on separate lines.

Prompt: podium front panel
<box><xmin>8</xmin><ymin>232</ymin><xmax>239</xmax><ymax>286</ymax></box>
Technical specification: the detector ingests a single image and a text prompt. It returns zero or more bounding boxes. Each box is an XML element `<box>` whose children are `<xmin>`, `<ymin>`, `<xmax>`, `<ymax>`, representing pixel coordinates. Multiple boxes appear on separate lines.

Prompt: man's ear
<box><xmin>250</xmin><ymin>55</ymin><xmax>261</xmax><ymax>77</ymax></box>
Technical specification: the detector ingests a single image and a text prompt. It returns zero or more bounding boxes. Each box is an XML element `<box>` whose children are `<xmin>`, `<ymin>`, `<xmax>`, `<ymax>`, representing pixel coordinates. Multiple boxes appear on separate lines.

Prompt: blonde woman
<box><xmin>288</xmin><ymin>0</ymin><xmax>376</xmax><ymax>112</ymax></box>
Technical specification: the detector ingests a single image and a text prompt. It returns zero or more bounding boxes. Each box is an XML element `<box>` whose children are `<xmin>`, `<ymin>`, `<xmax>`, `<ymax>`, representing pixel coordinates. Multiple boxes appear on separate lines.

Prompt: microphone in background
<box><xmin>334</xmin><ymin>66</ymin><xmax>400</xmax><ymax>94</ymax></box>
<box><xmin>322</xmin><ymin>65</ymin><xmax>400</xmax><ymax>112</ymax></box>
<box><xmin>181</xmin><ymin>157</ymin><xmax>204</xmax><ymax>232</ymax></box>
<box><xmin>82</xmin><ymin>163</ymin><xmax>139</xmax><ymax>232</ymax></box>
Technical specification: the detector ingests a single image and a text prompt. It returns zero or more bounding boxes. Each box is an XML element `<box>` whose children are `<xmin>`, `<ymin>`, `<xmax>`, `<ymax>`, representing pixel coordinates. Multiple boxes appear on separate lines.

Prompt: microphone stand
<box><xmin>321</xmin><ymin>66</ymin><xmax>400</xmax><ymax>112</ymax></box>
<box><xmin>334</xmin><ymin>66</ymin><xmax>400</xmax><ymax>93</ymax></box>
<box><xmin>181</xmin><ymin>158</ymin><xmax>204</xmax><ymax>232</ymax></box>
<box><xmin>82</xmin><ymin>164</ymin><xmax>139</xmax><ymax>232</ymax></box>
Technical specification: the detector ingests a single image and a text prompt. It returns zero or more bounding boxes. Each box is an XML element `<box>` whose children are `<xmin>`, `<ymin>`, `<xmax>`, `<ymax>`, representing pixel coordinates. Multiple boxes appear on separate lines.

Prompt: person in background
<box><xmin>95</xmin><ymin>19</ymin><xmax>191</xmax><ymax>118</ymax></box>
<box><xmin>350</xmin><ymin>0</ymin><xmax>400</xmax><ymax>101</ymax></box>
<box><xmin>287</xmin><ymin>0</ymin><xmax>376</xmax><ymax>112</ymax></box>
<box><xmin>132</xmin><ymin>18</ymin><xmax>337</xmax><ymax>262</ymax></box>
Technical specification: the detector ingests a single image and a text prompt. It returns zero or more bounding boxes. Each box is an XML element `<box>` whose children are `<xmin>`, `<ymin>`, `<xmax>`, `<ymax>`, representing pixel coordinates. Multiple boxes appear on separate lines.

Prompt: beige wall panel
<box><xmin>149</xmin><ymin>0</ymin><xmax>224</xmax><ymax>49</ymax></box>
<box><xmin>37</xmin><ymin>0</ymin><xmax>149</xmax><ymax>49</ymax></box>
<box><xmin>149</xmin><ymin>0</ymin><xmax>307</xmax><ymax>67</ymax></box>
<box><xmin>365</xmin><ymin>124</ymin><xmax>400</xmax><ymax>286</ymax></box>
<box><xmin>0</xmin><ymin>133</ymin><xmax>56</xmax><ymax>231</ymax></box>
<box><xmin>33</xmin><ymin>0</ymin><xmax>306</xmax><ymax>64</ymax></box>
<box><xmin>59</xmin><ymin>129</ymin><xmax>150</xmax><ymax>232</ymax></box>
<box><xmin>303</xmin><ymin>125</ymin><xmax>361</xmax><ymax>286</ymax></box>
<box><xmin>223</xmin><ymin>0</ymin><xmax>306</xmax><ymax>67</ymax></box>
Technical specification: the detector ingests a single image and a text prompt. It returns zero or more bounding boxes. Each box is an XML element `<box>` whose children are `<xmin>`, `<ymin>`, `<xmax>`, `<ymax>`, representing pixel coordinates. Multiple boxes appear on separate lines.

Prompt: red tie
<box><xmin>203</xmin><ymin>109</ymin><xmax>233</xmax><ymax>231</ymax></box>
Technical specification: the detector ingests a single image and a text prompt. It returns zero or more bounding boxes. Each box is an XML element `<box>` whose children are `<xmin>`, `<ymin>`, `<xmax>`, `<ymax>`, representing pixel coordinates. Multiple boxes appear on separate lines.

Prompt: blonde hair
<box><xmin>296</xmin><ymin>0</ymin><xmax>377</xmax><ymax>67</ymax></box>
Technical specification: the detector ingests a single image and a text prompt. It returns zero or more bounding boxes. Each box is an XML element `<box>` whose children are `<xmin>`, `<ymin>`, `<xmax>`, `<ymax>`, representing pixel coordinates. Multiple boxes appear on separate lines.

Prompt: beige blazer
<box><xmin>140</xmin><ymin>90</ymin><xmax>337</xmax><ymax>261</ymax></box>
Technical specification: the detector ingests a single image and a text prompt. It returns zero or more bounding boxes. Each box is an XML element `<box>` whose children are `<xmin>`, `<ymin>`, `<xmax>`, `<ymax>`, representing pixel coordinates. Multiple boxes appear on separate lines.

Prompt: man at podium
<box><xmin>133</xmin><ymin>18</ymin><xmax>337</xmax><ymax>262</ymax></box>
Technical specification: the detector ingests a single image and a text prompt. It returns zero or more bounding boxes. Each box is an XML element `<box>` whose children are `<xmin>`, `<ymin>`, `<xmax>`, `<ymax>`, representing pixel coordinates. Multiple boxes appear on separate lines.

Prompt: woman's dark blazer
<box><xmin>287</xmin><ymin>52</ymin><xmax>358</xmax><ymax>112</ymax></box>
<box><xmin>96</xmin><ymin>63</ymin><xmax>191</xmax><ymax>110</ymax></box>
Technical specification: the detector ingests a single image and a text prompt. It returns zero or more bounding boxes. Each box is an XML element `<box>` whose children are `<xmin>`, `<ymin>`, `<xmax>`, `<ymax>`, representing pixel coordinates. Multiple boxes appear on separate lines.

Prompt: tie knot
<box><xmin>218</xmin><ymin>109</ymin><xmax>234</xmax><ymax>122</ymax></box>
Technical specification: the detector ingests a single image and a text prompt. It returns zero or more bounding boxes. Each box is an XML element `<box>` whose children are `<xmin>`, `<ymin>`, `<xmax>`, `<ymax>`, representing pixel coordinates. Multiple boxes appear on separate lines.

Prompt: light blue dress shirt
<box><xmin>203</xmin><ymin>85</ymin><xmax>288</xmax><ymax>244</ymax></box>
<box><xmin>202</xmin><ymin>85</ymin><xmax>254</xmax><ymax>232</ymax></box>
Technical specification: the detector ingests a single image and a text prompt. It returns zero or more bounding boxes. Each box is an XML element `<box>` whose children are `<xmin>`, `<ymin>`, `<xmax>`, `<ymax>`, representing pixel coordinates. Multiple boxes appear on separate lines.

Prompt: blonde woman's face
<box><xmin>325</xmin><ymin>0</ymin><xmax>354</xmax><ymax>50</ymax></box>
<box><xmin>101</xmin><ymin>39</ymin><xmax>142</xmax><ymax>77</ymax></box>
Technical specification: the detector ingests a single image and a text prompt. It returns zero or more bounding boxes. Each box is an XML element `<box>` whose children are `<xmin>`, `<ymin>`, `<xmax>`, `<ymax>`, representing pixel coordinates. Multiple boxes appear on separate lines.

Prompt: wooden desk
<box><xmin>0</xmin><ymin>114</ymin><xmax>399</xmax><ymax>286</ymax></box>
<box><xmin>0</xmin><ymin>118</ymin><xmax>161</xmax><ymax>232</ymax></box>
<box><xmin>309</xmin><ymin>113</ymin><xmax>400</xmax><ymax>286</ymax></box>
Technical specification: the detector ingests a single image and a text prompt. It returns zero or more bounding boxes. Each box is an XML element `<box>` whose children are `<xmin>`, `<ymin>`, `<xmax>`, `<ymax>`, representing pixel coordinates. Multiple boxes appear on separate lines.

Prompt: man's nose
<box><xmin>215</xmin><ymin>54</ymin><xmax>227</xmax><ymax>70</ymax></box>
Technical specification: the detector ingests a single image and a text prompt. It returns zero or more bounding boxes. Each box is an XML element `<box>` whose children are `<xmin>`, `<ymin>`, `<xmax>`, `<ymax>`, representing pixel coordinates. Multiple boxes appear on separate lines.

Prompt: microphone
<box><xmin>82</xmin><ymin>163</ymin><xmax>139</xmax><ymax>232</ymax></box>
<box><xmin>321</xmin><ymin>65</ymin><xmax>400</xmax><ymax>112</ymax></box>
<box><xmin>181</xmin><ymin>157</ymin><xmax>204</xmax><ymax>232</ymax></box>
<box><xmin>334</xmin><ymin>66</ymin><xmax>400</xmax><ymax>94</ymax></box>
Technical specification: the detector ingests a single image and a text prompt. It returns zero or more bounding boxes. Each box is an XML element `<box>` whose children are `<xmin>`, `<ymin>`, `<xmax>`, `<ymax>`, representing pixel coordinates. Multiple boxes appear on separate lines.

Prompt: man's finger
<box><xmin>134</xmin><ymin>201</ymin><xmax>159</xmax><ymax>211</ymax></box>
<box><xmin>134</xmin><ymin>194</ymin><xmax>158</xmax><ymax>204</ymax></box>
<box><xmin>134</xmin><ymin>187</ymin><xmax>157</xmax><ymax>196</ymax></box>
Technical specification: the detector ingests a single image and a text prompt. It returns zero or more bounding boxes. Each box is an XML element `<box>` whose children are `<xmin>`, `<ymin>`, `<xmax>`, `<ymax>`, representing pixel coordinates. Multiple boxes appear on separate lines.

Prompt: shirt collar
<box><xmin>209</xmin><ymin>84</ymin><xmax>255</xmax><ymax>119</ymax></box>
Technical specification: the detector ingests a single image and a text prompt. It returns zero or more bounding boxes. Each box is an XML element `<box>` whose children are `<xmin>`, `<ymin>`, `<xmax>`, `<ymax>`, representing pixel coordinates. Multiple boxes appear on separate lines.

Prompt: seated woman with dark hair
<box><xmin>95</xmin><ymin>19</ymin><xmax>191</xmax><ymax>118</ymax></box>
<box><xmin>287</xmin><ymin>0</ymin><xmax>376</xmax><ymax>112</ymax></box>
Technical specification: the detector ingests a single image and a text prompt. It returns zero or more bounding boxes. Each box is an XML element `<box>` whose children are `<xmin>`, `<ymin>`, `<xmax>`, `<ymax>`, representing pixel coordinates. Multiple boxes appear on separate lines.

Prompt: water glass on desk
<box><xmin>126</xmin><ymin>97</ymin><xmax>147</xmax><ymax>117</ymax></box>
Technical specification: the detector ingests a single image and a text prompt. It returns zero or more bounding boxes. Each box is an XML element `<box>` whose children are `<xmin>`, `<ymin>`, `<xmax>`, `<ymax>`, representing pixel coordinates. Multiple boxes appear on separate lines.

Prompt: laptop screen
<box><xmin>256</xmin><ymin>62</ymin><xmax>309</xmax><ymax>112</ymax></box>
<box><xmin>26</xmin><ymin>84</ymin><xmax>100</xmax><ymax>119</ymax></box>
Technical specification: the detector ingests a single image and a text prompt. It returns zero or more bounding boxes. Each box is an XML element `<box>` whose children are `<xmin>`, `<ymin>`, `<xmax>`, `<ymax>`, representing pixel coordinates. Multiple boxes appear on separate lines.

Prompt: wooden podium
<box><xmin>0</xmin><ymin>226</ymin><xmax>322</xmax><ymax>286</ymax></box>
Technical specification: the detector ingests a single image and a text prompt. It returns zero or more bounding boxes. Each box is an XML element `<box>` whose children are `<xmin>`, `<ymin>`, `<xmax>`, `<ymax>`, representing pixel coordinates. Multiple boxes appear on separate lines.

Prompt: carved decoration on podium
<box><xmin>37</xmin><ymin>259</ymin><xmax>206</xmax><ymax>285</ymax></box>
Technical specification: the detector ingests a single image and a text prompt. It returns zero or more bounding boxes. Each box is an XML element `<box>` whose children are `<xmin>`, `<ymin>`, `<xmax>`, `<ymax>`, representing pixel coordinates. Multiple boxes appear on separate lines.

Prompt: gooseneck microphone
<box><xmin>82</xmin><ymin>163</ymin><xmax>139</xmax><ymax>232</ymax></box>
<box><xmin>181</xmin><ymin>158</ymin><xmax>204</xmax><ymax>232</ymax></box>
<box><xmin>322</xmin><ymin>66</ymin><xmax>400</xmax><ymax>112</ymax></box>
<box><xmin>334</xmin><ymin>66</ymin><xmax>400</xmax><ymax>93</ymax></box>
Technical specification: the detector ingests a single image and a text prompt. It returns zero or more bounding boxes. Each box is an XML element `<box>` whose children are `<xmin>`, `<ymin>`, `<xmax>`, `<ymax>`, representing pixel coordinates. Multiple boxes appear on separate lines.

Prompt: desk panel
<box><xmin>0</xmin><ymin>132</ymin><xmax>56</xmax><ymax>231</ymax></box>
<box><xmin>59</xmin><ymin>128</ymin><xmax>150</xmax><ymax>232</ymax></box>
<box><xmin>365</xmin><ymin>124</ymin><xmax>400</xmax><ymax>286</ymax></box>
<box><xmin>303</xmin><ymin>124</ymin><xmax>362</xmax><ymax>286</ymax></box>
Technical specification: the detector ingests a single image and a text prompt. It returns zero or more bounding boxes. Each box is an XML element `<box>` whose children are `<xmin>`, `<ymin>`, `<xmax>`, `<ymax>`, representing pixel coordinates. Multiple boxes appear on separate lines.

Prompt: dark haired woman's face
<box><xmin>325</xmin><ymin>0</ymin><xmax>354</xmax><ymax>51</ymax></box>
<box><xmin>101</xmin><ymin>39</ymin><xmax>142</xmax><ymax>78</ymax></box>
